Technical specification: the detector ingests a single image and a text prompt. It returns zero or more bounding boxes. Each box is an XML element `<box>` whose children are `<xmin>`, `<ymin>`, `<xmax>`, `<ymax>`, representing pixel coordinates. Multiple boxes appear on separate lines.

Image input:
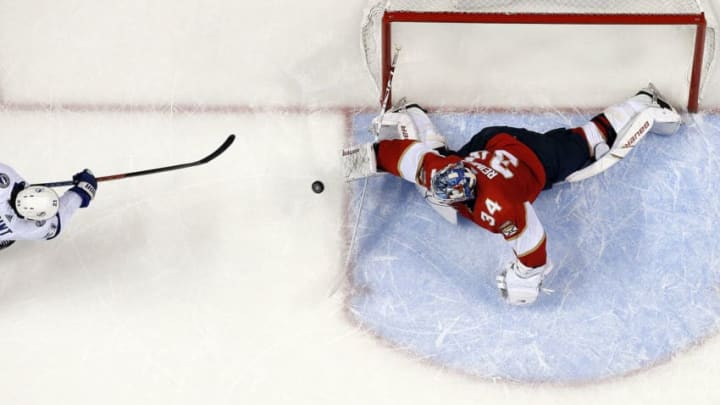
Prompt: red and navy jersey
<box><xmin>376</xmin><ymin>134</ymin><xmax>548</xmax><ymax>267</ymax></box>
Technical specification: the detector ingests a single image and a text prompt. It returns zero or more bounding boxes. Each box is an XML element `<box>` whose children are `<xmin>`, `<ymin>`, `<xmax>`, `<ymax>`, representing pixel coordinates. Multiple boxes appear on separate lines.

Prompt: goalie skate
<box><xmin>636</xmin><ymin>83</ymin><xmax>682</xmax><ymax>136</ymax></box>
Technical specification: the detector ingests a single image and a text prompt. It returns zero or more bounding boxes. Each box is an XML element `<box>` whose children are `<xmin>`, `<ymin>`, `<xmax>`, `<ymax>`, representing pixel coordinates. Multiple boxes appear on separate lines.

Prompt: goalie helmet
<box><xmin>13</xmin><ymin>186</ymin><xmax>60</xmax><ymax>220</ymax></box>
<box><xmin>430</xmin><ymin>162</ymin><xmax>477</xmax><ymax>204</ymax></box>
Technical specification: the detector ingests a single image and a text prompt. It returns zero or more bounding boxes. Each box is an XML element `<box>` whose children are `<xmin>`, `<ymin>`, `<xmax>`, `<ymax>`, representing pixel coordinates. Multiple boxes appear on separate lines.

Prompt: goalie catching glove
<box><xmin>496</xmin><ymin>260</ymin><xmax>553</xmax><ymax>306</ymax></box>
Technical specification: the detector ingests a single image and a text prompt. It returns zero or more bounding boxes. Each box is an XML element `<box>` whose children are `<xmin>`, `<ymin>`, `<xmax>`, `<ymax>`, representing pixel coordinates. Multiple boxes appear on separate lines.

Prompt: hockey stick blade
<box><xmin>35</xmin><ymin>134</ymin><xmax>235</xmax><ymax>188</ymax></box>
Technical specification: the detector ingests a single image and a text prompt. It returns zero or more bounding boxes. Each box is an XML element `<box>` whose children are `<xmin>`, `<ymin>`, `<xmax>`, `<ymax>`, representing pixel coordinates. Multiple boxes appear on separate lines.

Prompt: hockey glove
<box><xmin>496</xmin><ymin>260</ymin><xmax>553</xmax><ymax>306</ymax></box>
<box><xmin>70</xmin><ymin>169</ymin><xmax>97</xmax><ymax>208</ymax></box>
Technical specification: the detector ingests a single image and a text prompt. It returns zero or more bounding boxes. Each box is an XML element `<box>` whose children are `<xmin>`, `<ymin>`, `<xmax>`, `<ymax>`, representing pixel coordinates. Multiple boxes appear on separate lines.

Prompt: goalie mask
<box><xmin>430</xmin><ymin>162</ymin><xmax>477</xmax><ymax>204</ymax></box>
<box><xmin>13</xmin><ymin>185</ymin><xmax>60</xmax><ymax>220</ymax></box>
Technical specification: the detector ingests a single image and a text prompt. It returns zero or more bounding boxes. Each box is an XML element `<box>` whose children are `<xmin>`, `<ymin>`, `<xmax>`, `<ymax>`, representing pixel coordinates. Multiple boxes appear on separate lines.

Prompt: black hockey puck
<box><xmin>312</xmin><ymin>180</ymin><xmax>325</xmax><ymax>194</ymax></box>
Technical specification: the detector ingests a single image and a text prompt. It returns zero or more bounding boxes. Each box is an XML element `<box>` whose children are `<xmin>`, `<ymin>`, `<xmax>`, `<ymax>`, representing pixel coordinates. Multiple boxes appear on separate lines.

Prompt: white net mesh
<box><xmin>703</xmin><ymin>26</ymin><xmax>717</xmax><ymax>97</ymax></box>
<box><xmin>361</xmin><ymin>0</ymin><xmax>716</xmax><ymax>110</ymax></box>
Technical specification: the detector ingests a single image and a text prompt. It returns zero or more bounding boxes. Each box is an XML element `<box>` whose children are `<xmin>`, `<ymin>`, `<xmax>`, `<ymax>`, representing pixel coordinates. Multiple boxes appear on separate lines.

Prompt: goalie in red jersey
<box><xmin>351</xmin><ymin>84</ymin><xmax>681</xmax><ymax>305</ymax></box>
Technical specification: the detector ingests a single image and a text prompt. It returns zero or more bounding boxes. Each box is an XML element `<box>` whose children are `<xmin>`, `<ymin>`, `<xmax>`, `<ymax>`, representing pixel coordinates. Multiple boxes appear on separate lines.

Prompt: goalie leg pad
<box><xmin>373</xmin><ymin>104</ymin><xmax>448</xmax><ymax>149</ymax></box>
<box><xmin>611</xmin><ymin>83</ymin><xmax>682</xmax><ymax>136</ymax></box>
<box><xmin>404</xmin><ymin>106</ymin><xmax>447</xmax><ymax>149</ymax></box>
<box><xmin>566</xmin><ymin>84</ymin><xmax>682</xmax><ymax>183</ymax></box>
<box><xmin>373</xmin><ymin>112</ymin><xmax>420</xmax><ymax>142</ymax></box>
<box><xmin>565</xmin><ymin>109</ymin><xmax>655</xmax><ymax>182</ymax></box>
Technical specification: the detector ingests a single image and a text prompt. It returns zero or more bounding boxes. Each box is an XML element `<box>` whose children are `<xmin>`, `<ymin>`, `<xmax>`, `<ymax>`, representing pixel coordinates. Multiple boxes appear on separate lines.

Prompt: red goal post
<box><xmin>362</xmin><ymin>0</ymin><xmax>716</xmax><ymax>112</ymax></box>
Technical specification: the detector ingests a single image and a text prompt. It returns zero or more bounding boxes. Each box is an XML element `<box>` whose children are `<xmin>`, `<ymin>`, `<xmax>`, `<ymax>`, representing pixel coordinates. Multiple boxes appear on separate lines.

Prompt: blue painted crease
<box><xmin>347</xmin><ymin>111</ymin><xmax>720</xmax><ymax>383</ymax></box>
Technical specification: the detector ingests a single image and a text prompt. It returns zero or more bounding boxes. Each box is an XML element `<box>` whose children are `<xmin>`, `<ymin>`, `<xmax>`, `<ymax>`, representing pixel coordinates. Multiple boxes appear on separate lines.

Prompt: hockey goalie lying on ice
<box><xmin>343</xmin><ymin>84</ymin><xmax>682</xmax><ymax>306</ymax></box>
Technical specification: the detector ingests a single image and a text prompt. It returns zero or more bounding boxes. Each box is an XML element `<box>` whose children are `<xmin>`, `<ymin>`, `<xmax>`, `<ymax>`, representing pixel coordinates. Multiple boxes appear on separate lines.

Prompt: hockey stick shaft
<box><xmin>35</xmin><ymin>134</ymin><xmax>235</xmax><ymax>188</ymax></box>
<box><xmin>380</xmin><ymin>47</ymin><xmax>401</xmax><ymax>115</ymax></box>
<box><xmin>371</xmin><ymin>47</ymin><xmax>401</xmax><ymax>138</ymax></box>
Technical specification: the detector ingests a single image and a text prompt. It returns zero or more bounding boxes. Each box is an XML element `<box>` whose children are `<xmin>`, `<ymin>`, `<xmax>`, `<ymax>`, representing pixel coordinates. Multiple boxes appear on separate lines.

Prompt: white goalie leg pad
<box><xmin>373</xmin><ymin>112</ymin><xmax>420</xmax><ymax>142</ymax></box>
<box><xmin>602</xmin><ymin>93</ymin><xmax>652</xmax><ymax>133</ymax></box>
<box><xmin>566</xmin><ymin>85</ymin><xmax>682</xmax><ymax>182</ymax></box>
<box><xmin>603</xmin><ymin>92</ymin><xmax>681</xmax><ymax>137</ymax></box>
<box><xmin>404</xmin><ymin>107</ymin><xmax>447</xmax><ymax>149</ymax></box>
<box><xmin>565</xmin><ymin>109</ymin><xmax>655</xmax><ymax>183</ymax></box>
<box><xmin>342</xmin><ymin>143</ymin><xmax>380</xmax><ymax>182</ymax></box>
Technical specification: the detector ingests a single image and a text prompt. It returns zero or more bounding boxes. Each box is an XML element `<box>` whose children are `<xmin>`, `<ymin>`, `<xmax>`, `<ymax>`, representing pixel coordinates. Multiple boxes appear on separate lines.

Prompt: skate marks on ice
<box><xmin>343</xmin><ymin>111</ymin><xmax>720</xmax><ymax>383</ymax></box>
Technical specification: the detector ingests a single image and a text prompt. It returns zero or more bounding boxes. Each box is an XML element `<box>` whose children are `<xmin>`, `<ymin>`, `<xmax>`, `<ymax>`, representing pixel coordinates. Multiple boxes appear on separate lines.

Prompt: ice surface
<box><xmin>2</xmin><ymin>0</ymin><xmax>720</xmax><ymax>403</ymax></box>
<box><xmin>347</xmin><ymin>110</ymin><xmax>720</xmax><ymax>383</ymax></box>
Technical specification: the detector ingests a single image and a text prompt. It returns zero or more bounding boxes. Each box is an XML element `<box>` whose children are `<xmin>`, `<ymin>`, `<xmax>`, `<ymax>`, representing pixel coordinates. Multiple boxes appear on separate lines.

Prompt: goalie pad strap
<box><xmin>591</xmin><ymin>114</ymin><xmax>617</xmax><ymax>146</ymax></box>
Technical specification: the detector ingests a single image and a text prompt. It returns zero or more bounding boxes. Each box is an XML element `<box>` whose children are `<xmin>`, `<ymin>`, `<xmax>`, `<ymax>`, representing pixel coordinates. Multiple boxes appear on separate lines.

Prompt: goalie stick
<box><xmin>372</xmin><ymin>47</ymin><xmax>402</xmax><ymax>137</ymax></box>
<box><xmin>34</xmin><ymin>134</ymin><xmax>235</xmax><ymax>188</ymax></box>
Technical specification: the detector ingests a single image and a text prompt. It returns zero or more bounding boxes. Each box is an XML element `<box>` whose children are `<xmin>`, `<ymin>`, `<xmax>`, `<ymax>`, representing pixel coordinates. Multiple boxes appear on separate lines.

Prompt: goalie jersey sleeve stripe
<box><xmin>508</xmin><ymin>202</ymin><xmax>547</xmax><ymax>268</ymax></box>
<box><xmin>377</xmin><ymin>140</ymin><xmax>442</xmax><ymax>184</ymax></box>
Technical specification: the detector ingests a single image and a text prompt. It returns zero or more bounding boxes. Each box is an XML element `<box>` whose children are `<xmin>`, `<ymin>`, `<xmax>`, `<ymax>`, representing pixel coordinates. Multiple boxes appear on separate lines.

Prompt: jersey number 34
<box><xmin>468</xmin><ymin>149</ymin><xmax>519</xmax><ymax>226</ymax></box>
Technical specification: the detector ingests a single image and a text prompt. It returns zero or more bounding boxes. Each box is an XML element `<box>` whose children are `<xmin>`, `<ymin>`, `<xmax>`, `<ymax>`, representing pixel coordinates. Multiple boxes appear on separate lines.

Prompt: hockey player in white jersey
<box><xmin>0</xmin><ymin>163</ymin><xmax>97</xmax><ymax>250</ymax></box>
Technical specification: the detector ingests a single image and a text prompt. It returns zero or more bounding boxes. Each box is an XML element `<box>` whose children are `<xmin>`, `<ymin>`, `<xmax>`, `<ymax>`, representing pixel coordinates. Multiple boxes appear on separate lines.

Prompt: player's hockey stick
<box><xmin>35</xmin><ymin>134</ymin><xmax>235</xmax><ymax>188</ymax></box>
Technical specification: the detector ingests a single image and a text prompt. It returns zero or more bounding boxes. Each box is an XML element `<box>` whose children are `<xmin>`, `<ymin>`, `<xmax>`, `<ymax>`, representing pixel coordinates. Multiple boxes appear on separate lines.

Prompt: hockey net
<box><xmin>362</xmin><ymin>0</ymin><xmax>717</xmax><ymax>112</ymax></box>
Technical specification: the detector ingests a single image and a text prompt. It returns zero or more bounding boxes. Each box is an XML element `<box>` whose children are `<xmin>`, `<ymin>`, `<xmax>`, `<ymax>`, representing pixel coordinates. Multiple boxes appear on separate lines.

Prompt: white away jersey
<box><xmin>0</xmin><ymin>163</ymin><xmax>83</xmax><ymax>241</ymax></box>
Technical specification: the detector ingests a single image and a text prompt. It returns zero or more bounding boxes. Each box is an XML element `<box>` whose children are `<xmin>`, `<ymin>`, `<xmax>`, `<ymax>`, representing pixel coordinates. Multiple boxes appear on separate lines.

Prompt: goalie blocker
<box><xmin>342</xmin><ymin>143</ymin><xmax>379</xmax><ymax>182</ymax></box>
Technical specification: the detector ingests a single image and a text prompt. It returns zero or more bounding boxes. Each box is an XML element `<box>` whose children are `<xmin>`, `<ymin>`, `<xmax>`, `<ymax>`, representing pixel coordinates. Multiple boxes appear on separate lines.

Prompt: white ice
<box><xmin>1</xmin><ymin>0</ymin><xmax>720</xmax><ymax>404</ymax></box>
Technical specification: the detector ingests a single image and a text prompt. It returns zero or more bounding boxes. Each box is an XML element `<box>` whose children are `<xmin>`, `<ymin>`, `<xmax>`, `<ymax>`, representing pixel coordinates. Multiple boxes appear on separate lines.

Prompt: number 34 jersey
<box><xmin>376</xmin><ymin>134</ymin><xmax>549</xmax><ymax>268</ymax></box>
